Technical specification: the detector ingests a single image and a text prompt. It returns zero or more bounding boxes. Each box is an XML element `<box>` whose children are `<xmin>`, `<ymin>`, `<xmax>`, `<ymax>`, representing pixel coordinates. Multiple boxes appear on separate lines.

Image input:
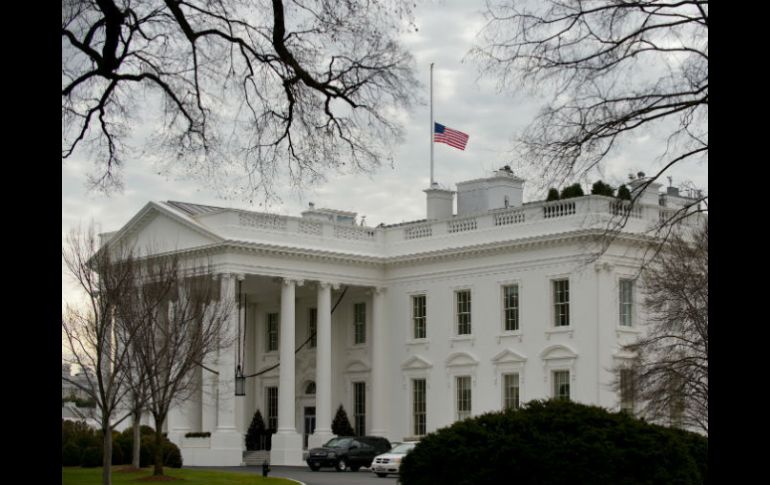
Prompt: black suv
<box><xmin>306</xmin><ymin>436</ymin><xmax>391</xmax><ymax>472</ymax></box>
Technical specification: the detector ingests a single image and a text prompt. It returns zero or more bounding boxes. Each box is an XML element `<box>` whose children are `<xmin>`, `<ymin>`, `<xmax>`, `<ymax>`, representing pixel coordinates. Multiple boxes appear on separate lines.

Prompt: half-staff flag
<box><xmin>434</xmin><ymin>122</ymin><xmax>469</xmax><ymax>150</ymax></box>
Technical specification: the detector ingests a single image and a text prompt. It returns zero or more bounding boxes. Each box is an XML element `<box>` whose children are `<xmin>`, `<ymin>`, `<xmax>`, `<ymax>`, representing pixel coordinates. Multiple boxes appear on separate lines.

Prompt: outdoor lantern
<box><xmin>235</xmin><ymin>365</ymin><xmax>245</xmax><ymax>396</ymax></box>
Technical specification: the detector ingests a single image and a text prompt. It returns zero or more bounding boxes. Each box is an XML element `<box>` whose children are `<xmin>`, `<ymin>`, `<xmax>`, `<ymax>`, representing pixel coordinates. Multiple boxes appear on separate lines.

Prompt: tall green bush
<box><xmin>400</xmin><ymin>400</ymin><xmax>707</xmax><ymax>485</ymax></box>
<box><xmin>591</xmin><ymin>180</ymin><xmax>615</xmax><ymax>196</ymax></box>
<box><xmin>246</xmin><ymin>409</ymin><xmax>267</xmax><ymax>450</ymax></box>
<box><xmin>331</xmin><ymin>405</ymin><xmax>355</xmax><ymax>436</ymax></box>
<box><xmin>617</xmin><ymin>184</ymin><xmax>632</xmax><ymax>200</ymax></box>
<box><xmin>560</xmin><ymin>183</ymin><xmax>585</xmax><ymax>199</ymax></box>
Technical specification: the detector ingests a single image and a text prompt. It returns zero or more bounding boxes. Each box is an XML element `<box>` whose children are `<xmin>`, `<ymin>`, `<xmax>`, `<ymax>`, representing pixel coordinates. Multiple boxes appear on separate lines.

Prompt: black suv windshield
<box><xmin>323</xmin><ymin>438</ymin><xmax>353</xmax><ymax>448</ymax></box>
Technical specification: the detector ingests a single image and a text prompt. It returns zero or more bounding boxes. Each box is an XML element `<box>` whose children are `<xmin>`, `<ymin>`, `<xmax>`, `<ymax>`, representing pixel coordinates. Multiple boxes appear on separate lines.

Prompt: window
<box><xmin>308</xmin><ymin>308</ymin><xmax>317</xmax><ymax>348</ymax></box>
<box><xmin>413</xmin><ymin>379</ymin><xmax>426</xmax><ymax>436</ymax></box>
<box><xmin>456</xmin><ymin>290</ymin><xmax>472</xmax><ymax>335</ymax></box>
<box><xmin>354</xmin><ymin>303</ymin><xmax>366</xmax><ymax>344</ymax></box>
<box><xmin>353</xmin><ymin>382</ymin><xmax>366</xmax><ymax>436</ymax></box>
<box><xmin>619</xmin><ymin>279</ymin><xmax>634</xmax><ymax>327</ymax></box>
<box><xmin>619</xmin><ymin>369</ymin><xmax>635</xmax><ymax>413</ymax></box>
<box><xmin>553</xmin><ymin>280</ymin><xmax>570</xmax><ymax>327</ymax></box>
<box><xmin>503</xmin><ymin>373</ymin><xmax>520</xmax><ymax>410</ymax></box>
<box><xmin>553</xmin><ymin>370</ymin><xmax>570</xmax><ymax>401</ymax></box>
<box><xmin>266</xmin><ymin>386</ymin><xmax>278</xmax><ymax>430</ymax></box>
<box><xmin>456</xmin><ymin>376</ymin><xmax>472</xmax><ymax>420</ymax></box>
<box><xmin>266</xmin><ymin>313</ymin><xmax>279</xmax><ymax>352</ymax></box>
<box><xmin>412</xmin><ymin>295</ymin><xmax>426</xmax><ymax>339</ymax></box>
<box><xmin>503</xmin><ymin>285</ymin><xmax>519</xmax><ymax>331</ymax></box>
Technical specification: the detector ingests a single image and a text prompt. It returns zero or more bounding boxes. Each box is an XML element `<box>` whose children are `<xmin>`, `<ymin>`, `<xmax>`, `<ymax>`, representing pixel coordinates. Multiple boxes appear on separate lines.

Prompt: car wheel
<box><xmin>336</xmin><ymin>459</ymin><xmax>347</xmax><ymax>472</ymax></box>
<box><xmin>376</xmin><ymin>473</ymin><xmax>388</xmax><ymax>478</ymax></box>
<box><xmin>309</xmin><ymin>464</ymin><xmax>320</xmax><ymax>471</ymax></box>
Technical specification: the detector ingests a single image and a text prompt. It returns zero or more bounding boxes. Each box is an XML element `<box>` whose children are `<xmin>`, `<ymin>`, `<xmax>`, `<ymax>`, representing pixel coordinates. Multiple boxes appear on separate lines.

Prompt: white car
<box><xmin>370</xmin><ymin>441</ymin><xmax>418</xmax><ymax>477</ymax></box>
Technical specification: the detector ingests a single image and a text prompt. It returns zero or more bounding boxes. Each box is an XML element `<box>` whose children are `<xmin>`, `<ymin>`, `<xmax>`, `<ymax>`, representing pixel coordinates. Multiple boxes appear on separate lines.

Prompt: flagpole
<box><xmin>430</xmin><ymin>62</ymin><xmax>434</xmax><ymax>187</ymax></box>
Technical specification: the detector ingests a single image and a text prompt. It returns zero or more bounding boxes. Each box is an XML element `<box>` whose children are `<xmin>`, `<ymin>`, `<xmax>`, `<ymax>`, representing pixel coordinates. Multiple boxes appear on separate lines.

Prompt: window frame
<box><xmin>552</xmin><ymin>370</ymin><xmax>571</xmax><ymax>401</ymax></box>
<box><xmin>455</xmin><ymin>375</ymin><xmax>472</xmax><ymax>420</ymax></box>
<box><xmin>266</xmin><ymin>312</ymin><xmax>279</xmax><ymax>352</ymax></box>
<box><xmin>353</xmin><ymin>302</ymin><xmax>367</xmax><ymax>345</ymax></box>
<box><xmin>412</xmin><ymin>294</ymin><xmax>427</xmax><ymax>340</ymax></box>
<box><xmin>412</xmin><ymin>378</ymin><xmax>427</xmax><ymax>437</ymax></box>
<box><xmin>455</xmin><ymin>289</ymin><xmax>472</xmax><ymax>336</ymax></box>
<box><xmin>502</xmin><ymin>372</ymin><xmax>520</xmax><ymax>410</ymax></box>
<box><xmin>618</xmin><ymin>278</ymin><xmax>634</xmax><ymax>327</ymax></box>
<box><xmin>502</xmin><ymin>284</ymin><xmax>520</xmax><ymax>332</ymax></box>
<box><xmin>353</xmin><ymin>381</ymin><xmax>366</xmax><ymax>436</ymax></box>
<box><xmin>552</xmin><ymin>279</ymin><xmax>570</xmax><ymax>328</ymax></box>
<box><xmin>265</xmin><ymin>386</ymin><xmax>279</xmax><ymax>431</ymax></box>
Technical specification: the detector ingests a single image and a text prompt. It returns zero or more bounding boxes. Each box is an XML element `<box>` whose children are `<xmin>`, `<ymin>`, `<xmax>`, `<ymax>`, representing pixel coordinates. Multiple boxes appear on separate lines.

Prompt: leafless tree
<box><xmin>62</xmin><ymin>224</ymin><xmax>140</xmax><ymax>485</ymax></box>
<box><xmin>472</xmin><ymin>0</ymin><xmax>708</xmax><ymax>229</ymax></box>
<box><xmin>617</xmin><ymin>220</ymin><xmax>708</xmax><ymax>434</ymax></box>
<box><xmin>61</xmin><ymin>0</ymin><xmax>418</xmax><ymax>199</ymax></box>
<box><xmin>128</xmin><ymin>254</ymin><xmax>234</xmax><ymax>476</ymax></box>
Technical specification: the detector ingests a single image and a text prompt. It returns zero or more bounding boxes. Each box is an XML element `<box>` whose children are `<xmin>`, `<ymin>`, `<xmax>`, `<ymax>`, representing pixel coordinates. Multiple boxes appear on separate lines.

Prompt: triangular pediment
<box><xmin>539</xmin><ymin>344</ymin><xmax>578</xmax><ymax>360</ymax></box>
<box><xmin>106</xmin><ymin>202</ymin><xmax>222</xmax><ymax>255</ymax></box>
<box><xmin>401</xmin><ymin>355</ymin><xmax>432</xmax><ymax>370</ymax></box>
<box><xmin>445</xmin><ymin>351</ymin><xmax>479</xmax><ymax>368</ymax></box>
<box><xmin>491</xmin><ymin>348</ymin><xmax>527</xmax><ymax>365</ymax></box>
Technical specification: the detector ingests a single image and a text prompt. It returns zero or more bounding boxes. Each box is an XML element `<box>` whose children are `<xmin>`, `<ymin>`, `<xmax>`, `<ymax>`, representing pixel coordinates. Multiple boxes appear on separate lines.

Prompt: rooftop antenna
<box><xmin>430</xmin><ymin>62</ymin><xmax>435</xmax><ymax>186</ymax></box>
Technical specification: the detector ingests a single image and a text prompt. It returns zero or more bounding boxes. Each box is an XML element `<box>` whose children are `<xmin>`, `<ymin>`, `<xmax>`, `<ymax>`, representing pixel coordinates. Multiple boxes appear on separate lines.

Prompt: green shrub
<box><xmin>560</xmin><ymin>183</ymin><xmax>584</xmax><ymax>199</ymax></box>
<box><xmin>164</xmin><ymin>442</ymin><xmax>183</xmax><ymax>468</ymax></box>
<box><xmin>114</xmin><ymin>433</ymin><xmax>133</xmax><ymax>464</ymax></box>
<box><xmin>185</xmin><ymin>431</ymin><xmax>211</xmax><ymax>438</ymax></box>
<box><xmin>331</xmin><ymin>405</ymin><xmax>355</xmax><ymax>436</ymax></box>
<box><xmin>546</xmin><ymin>188</ymin><xmax>560</xmax><ymax>201</ymax></box>
<box><xmin>591</xmin><ymin>180</ymin><xmax>614</xmax><ymax>197</ymax></box>
<box><xmin>399</xmin><ymin>400</ymin><xmax>707</xmax><ymax>485</ymax></box>
<box><xmin>62</xmin><ymin>442</ymin><xmax>81</xmax><ymax>466</ymax></box>
<box><xmin>246</xmin><ymin>409</ymin><xmax>267</xmax><ymax>450</ymax></box>
<box><xmin>80</xmin><ymin>447</ymin><xmax>102</xmax><ymax>468</ymax></box>
<box><xmin>617</xmin><ymin>184</ymin><xmax>632</xmax><ymax>200</ymax></box>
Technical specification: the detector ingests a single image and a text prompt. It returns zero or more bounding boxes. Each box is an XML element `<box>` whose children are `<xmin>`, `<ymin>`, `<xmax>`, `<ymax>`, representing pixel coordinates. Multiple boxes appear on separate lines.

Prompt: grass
<box><xmin>62</xmin><ymin>467</ymin><xmax>296</xmax><ymax>485</ymax></box>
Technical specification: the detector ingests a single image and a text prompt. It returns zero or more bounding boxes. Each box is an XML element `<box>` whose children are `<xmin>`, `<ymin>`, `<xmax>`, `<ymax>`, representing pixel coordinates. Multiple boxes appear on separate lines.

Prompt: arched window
<box><xmin>305</xmin><ymin>381</ymin><xmax>316</xmax><ymax>395</ymax></box>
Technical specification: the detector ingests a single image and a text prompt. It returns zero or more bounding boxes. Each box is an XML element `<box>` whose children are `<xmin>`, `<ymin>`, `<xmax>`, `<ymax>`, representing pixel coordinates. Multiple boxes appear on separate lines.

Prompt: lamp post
<box><xmin>235</xmin><ymin>365</ymin><xmax>245</xmax><ymax>396</ymax></box>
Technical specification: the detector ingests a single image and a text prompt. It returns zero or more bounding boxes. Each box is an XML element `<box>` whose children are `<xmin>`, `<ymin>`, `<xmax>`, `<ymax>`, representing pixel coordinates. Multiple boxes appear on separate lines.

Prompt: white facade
<box><xmin>102</xmin><ymin>170</ymin><xmax>700</xmax><ymax>466</ymax></box>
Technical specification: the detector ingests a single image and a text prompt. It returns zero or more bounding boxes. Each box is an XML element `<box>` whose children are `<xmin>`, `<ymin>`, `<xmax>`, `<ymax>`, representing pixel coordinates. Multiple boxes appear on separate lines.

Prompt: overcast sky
<box><xmin>62</xmin><ymin>0</ymin><xmax>708</xmax><ymax>306</ymax></box>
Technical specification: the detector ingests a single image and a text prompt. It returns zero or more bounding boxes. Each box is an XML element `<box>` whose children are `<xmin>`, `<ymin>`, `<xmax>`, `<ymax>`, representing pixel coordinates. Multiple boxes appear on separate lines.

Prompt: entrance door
<box><xmin>303</xmin><ymin>406</ymin><xmax>316</xmax><ymax>449</ymax></box>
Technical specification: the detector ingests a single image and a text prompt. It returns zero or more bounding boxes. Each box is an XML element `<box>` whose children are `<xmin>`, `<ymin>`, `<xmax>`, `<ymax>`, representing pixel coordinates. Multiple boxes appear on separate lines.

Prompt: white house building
<box><xmin>101</xmin><ymin>168</ymin><xmax>699</xmax><ymax>466</ymax></box>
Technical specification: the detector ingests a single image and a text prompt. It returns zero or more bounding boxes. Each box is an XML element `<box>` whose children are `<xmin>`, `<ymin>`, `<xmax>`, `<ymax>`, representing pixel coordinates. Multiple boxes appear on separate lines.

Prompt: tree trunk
<box><xmin>102</xmin><ymin>421</ymin><xmax>112</xmax><ymax>485</ymax></box>
<box><xmin>153</xmin><ymin>416</ymin><xmax>164</xmax><ymax>476</ymax></box>
<box><xmin>132</xmin><ymin>410</ymin><xmax>141</xmax><ymax>468</ymax></box>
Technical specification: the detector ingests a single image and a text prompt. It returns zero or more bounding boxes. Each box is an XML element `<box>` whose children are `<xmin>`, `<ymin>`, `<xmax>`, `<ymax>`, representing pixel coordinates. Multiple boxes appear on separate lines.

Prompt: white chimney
<box><xmin>424</xmin><ymin>186</ymin><xmax>455</xmax><ymax>220</ymax></box>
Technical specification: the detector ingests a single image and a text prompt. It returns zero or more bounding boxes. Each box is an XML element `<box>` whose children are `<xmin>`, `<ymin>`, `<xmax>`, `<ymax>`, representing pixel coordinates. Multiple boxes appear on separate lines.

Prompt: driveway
<box><xmin>186</xmin><ymin>465</ymin><xmax>400</xmax><ymax>485</ymax></box>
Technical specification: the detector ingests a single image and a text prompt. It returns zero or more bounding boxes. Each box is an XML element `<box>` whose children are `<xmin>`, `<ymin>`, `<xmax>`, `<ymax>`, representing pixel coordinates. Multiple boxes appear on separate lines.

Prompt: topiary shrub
<box><xmin>591</xmin><ymin>180</ymin><xmax>615</xmax><ymax>197</ymax></box>
<box><xmin>163</xmin><ymin>442</ymin><xmax>183</xmax><ymax>468</ymax></box>
<box><xmin>331</xmin><ymin>405</ymin><xmax>355</xmax><ymax>436</ymax></box>
<box><xmin>399</xmin><ymin>400</ymin><xmax>707</xmax><ymax>485</ymax></box>
<box><xmin>560</xmin><ymin>183</ymin><xmax>584</xmax><ymax>199</ymax></box>
<box><xmin>246</xmin><ymin>409</ymin><xmax>267</xmax><ymax>450</ymax></box>
<box><xmin>617</xmin><ymin>184</ymin><xmax>632</xmax><ymax>200</ymax></box>
<box><xmin>546</xmin><ymin>188</ymin><xmax>560</xmax><ymax>201</ymax></box>
<box><xmin>62</xmin><ymin>442</ymin><xmax>81</xmax><ymax>466</ymax></box>
<box><xmin>80</xmin><ymin>447</ymin><xmax>102</xmax><ymax>468</ymax></box>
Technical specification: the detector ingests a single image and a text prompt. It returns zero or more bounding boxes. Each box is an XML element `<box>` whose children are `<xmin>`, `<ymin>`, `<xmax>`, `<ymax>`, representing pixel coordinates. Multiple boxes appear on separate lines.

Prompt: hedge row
<box><xmin>399</xmin><ymin>400</ymin><xmax>707</xmax><ymax>485</ymax></box>
<box><xmin>61</xmin><ymin>420</ymin><xmax>182</xmax><ymax>468</ymax></box>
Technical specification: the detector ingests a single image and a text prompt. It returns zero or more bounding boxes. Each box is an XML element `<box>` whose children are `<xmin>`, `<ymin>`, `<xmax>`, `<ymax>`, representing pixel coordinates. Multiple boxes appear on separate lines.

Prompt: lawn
<box><xmin>62</xmin><ymin>467</ymin><xmax>296</xmax><ymax>485</ymax></box>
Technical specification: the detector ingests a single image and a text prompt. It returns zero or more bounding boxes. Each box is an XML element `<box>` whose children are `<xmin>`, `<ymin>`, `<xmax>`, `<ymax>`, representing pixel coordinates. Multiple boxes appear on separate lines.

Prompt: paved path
<box><xmin>185</xmin><ymin>465</ymin><xmax>400</xmax><ymax>485</ymax></box>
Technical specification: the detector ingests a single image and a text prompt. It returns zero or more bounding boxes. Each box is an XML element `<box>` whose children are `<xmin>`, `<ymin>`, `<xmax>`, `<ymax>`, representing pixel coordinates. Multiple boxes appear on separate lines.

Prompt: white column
<box><xmin>271</xmin><ymin>277</ymin><xmax>304</xmax><ymax>465</ymax></box>
<box><xmin>308</xmin><ymin>282</ymin><xmax>335</xmax><ymax>449</ymax></box>
<box><xmin>370</xmin><ymin>286</ymin><xmax>388</xmax><ymax>437</ymax></box>
<box><xmin>210</xmin><ymin>273</ymin><xmax>245</xmax><ymax>466</ymax></box>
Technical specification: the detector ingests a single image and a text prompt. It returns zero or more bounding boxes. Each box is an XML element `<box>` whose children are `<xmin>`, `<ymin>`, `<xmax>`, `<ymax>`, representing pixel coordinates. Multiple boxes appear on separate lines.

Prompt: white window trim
<box><xmin>498</xmin><ymin>279</ymin><xmax>523</xmax><ymax>336</ymax></box>
<box><xmin>401</xmin><ymin>355</ymin><xmax>433</xmax><ymax>438</ymax></box>
<box><xmin>615</xmin><ymin>274</ymin><xmax>638</xmax><ymax>329</ymax></box>
<box><xmin>407</xmin><ymin>291</ymin><xmax>429</xmax><ymax>343</ymax></box>
<box><xmin>266</xmin><ymin>311</ymin><xmax>280</xmax><ymax>354</ymax></box>
<box><xmin>540</xmin><ymin>344</ymin><xmax>578</xmax><ymax>400</ymax></box>
<box><xmin>547</xmin><ymin>274</ymin><xmax>572</xmax><ymax>330</ymax></box>
<box><xmin>453</xmin><ymin>287</ymin><xmax>473</xmax><ymax>337</ymax></box>
<box><xmin>491</xmin><ymin>348</ymin><xmax>526</xmax><ymax>409</ymax></box>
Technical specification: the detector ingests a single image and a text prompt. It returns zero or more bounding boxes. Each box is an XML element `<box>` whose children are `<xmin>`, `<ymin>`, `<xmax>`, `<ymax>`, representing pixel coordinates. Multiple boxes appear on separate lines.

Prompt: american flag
<box><xmin>434</xmin><ymin>122</ymin><xmax>469</xmax><ymax>150</ymax></box>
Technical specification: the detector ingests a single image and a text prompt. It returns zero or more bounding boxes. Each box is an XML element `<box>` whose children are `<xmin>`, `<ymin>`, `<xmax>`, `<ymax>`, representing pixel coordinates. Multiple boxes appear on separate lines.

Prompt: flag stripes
<box><xmin>434</xmin><ymin>122</ymin><xmax>469</xmax><ymax>150</ymax></box>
